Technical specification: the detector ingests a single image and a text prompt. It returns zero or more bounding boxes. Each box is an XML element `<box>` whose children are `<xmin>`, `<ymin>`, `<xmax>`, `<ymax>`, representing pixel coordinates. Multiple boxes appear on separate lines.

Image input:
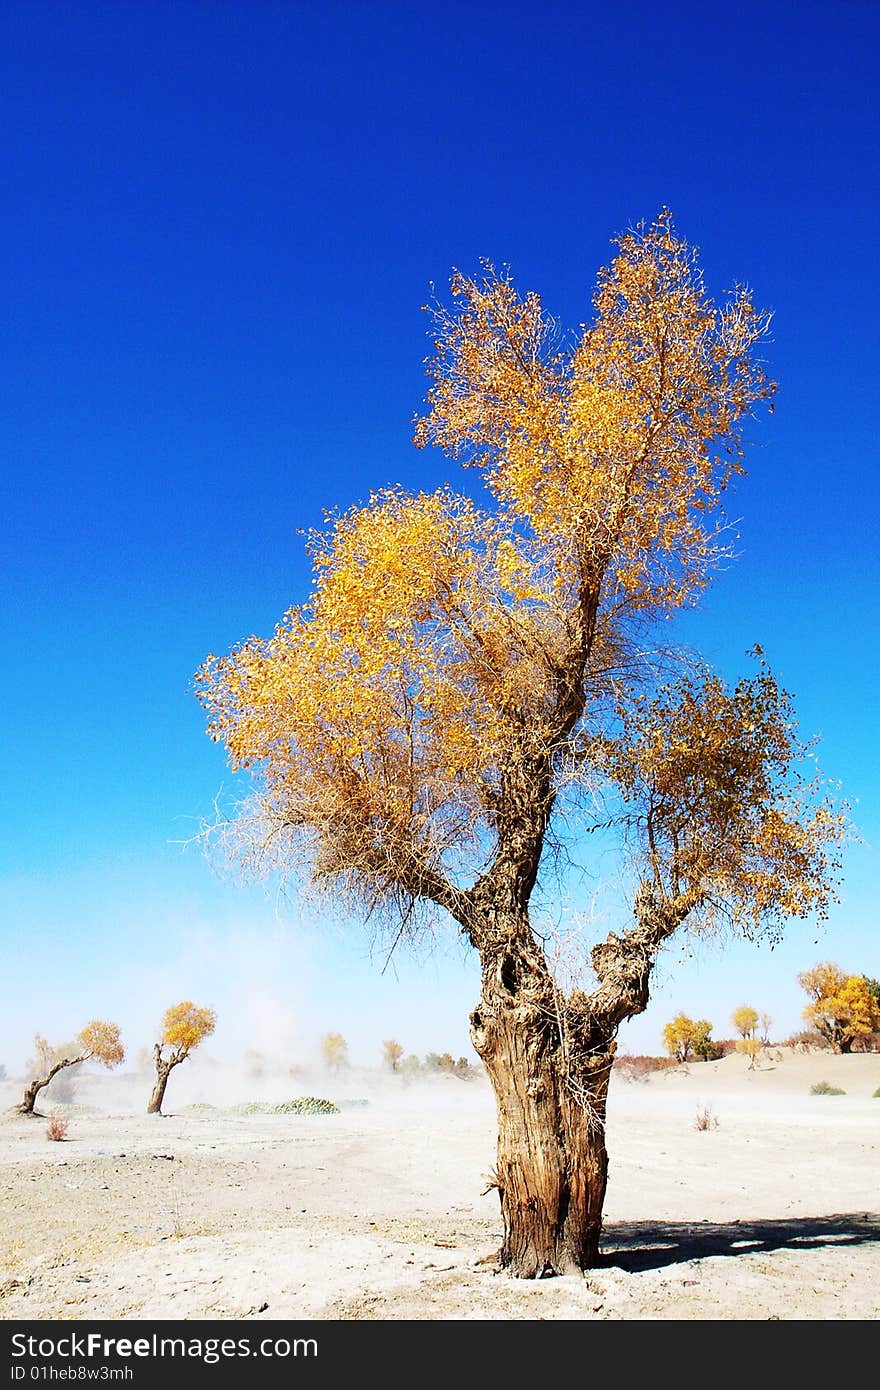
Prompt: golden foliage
<box><xmin>797</xmin><ymin>963</ymin><xmax>880</xmax><ymax>1051</ymax></box>
<box><xmin>160</xmin><ymin>1001</ymin><xmax>216</xmax><ymax>1056</ymax></box>
<box><xmin>195</xmin><ymin>212</ymin><xmax>844</xmax><ymax>953</ymax></box>
<box><xmin>731</xmin><ymin>1006</ymin><xmax>759</xmax><ymax>1039</ymax></box>
<box><xmin>735</xmin><ymin>1036</ymin><xmax>763</xmax><ymax>1069</ymax></box>
<box><xmin>662</xmin><ymin>1013</ymin><xmax>713</xmax><ymax>1063</ymax></box>
<box><xmin>76</xmin><ymin>1020</ymin><xmax>125</xmax><ymax>1068</ymax></box>
<box><xmin>382</xmin><ymin>1039</ymin><xmax>404</xmax><ymax>1071</ymax></box>
<box><xmin>414</xmin><ymin>210</ymin><xmax>774</xmax><ymax>613</ymax></box>
<box><xmin>321</xmin><ymin>1032</ymin><xmax>348</xmax><ymax>1069</ymax></box>
<box><xmin>606</xmin><ymin>662</ymin><xmax>845</xmax><ymax>937</ymax></box>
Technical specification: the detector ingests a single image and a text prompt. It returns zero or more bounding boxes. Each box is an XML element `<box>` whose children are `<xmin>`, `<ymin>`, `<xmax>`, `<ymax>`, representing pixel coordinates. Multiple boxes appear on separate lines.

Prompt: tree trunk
<box><xmin>18</xmin><ymin>1078</ymin><xmax>45</xmax><ymax>1116</ymax></box>
<box><xmin>471</xmin><ymin>989</ymin><xmax>612</xmax><ymax>1277</ymax></box>
<box><xmin>17</xmin><ymin>1058</ymin><xmax>78</xmax><ymax>1116</ymax></box>
<box><xmin>838</xmin><ymin>1037</ymin><xmax>853</xmax><ymax>1055</ymax></box>
<box><xmin>147</xmin><ymin>1060</ymin><xmax>174</xmax><ymax>1114</ymax></box>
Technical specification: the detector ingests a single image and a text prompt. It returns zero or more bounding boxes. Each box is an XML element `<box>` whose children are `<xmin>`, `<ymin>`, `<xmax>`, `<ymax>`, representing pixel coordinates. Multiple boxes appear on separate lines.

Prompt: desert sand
<box><xmin>1</xmin><ymin>1050</ymin><xmax>877</xmax><ymax>1321</ymax></box>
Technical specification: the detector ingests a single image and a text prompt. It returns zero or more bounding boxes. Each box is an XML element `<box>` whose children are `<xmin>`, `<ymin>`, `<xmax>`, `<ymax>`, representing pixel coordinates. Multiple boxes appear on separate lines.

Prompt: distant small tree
<box><xmin>692</xmin><ymin>1020</ymin><xmax>720</xmax><ymax>1062</ymax></box>
<box><xmin>731</xmin><ymin>1006</ymin><xmax>759</xmax><ymax>1040</ymax></box>
<box><xmin>321</xmin><ymin>1032</ymin><xmax>349</xmax><ymax>1071</ymax></box>
<box><xmin>758</xmin><ymin>1011</ymin><xmax>773</xmax><ymax>1045</ymax></box>
<box><xmin>382</xmin><ymin>1039</ymin><xmax>405</xmax><ymax>1073</ymax></box>
<box><xmin>662</xmin><ymin>1013</ymin><xmax>707</xmax><ymax>1064</ymax></box>
<box><xmin>736</xmin><ymin>1036</ymin><xmax>763</xmax><ymax>1070</ymax></box>
<box><xmin>147</xmin><ymin>1002</ymin><xmax>216</xmax><ymax>1114</ymax></box>
<box><xmin>797</xmin><ymin>963</ymin><xmax>880</xmax><ymax>1054</ymax></box>
<box><xmin>19</xmin><ymin>1023</ymin><xmax>124</xmax><ymax>1116</ymax></box>
<box><xmin>400</xmin><ymin>1053</ymin><xmax>421</xmax><ymax>1075</ymax></box>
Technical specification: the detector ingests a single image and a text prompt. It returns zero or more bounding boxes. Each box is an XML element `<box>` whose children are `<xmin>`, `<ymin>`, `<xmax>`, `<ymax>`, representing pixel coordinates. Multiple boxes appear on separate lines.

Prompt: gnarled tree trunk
<box><xmin>18</xmin><ymin>1058</ymin><xmax>79</xmax><ymax>1116</ymax></box>
<box><xmin>147</xmin><ymin>1056</ymin><xmax>175</xmax><ymax>1114</ymax></box>
<box><xmin>464</xmin><ymin>883</ymin><xmax>692</xmax><ymax>1277</ymax></box>
<box><xmin>473</xmin><ymin>1004</ymin><xmax>612</xmax><ymax>1275</ymax></box>
<box><xmin>469</xmin><ymin>929</ymin><xmax>614</xmax><ymax>1276</ymax></box>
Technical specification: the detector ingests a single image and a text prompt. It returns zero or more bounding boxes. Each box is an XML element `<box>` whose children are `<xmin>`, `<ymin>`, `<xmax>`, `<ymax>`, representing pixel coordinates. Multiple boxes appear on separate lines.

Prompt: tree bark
<box><xmin>462</xmin><ymin>883</ymin><xmax>695</xmax><ymax>1277</ymax></box>
<box><xmin>17</xmin><ymin>1058</ymin><xmax>79</xmax><ymax>1116</ymax></box>
<box><xmin>147</xmin><ymin>1057</ymin><xmax>174</xmax><ymax>1114</ymax></box>
<box><xmin>469</xmin><ymin>952</ymin><xmax>613</xmax><ymax>1276</ymax></box>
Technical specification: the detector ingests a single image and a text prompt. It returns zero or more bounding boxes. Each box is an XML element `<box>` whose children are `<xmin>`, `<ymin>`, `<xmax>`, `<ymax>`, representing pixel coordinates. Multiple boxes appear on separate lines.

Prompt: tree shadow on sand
<box><xmin>601</xmin><ymin>1213</ymin><xmax>880</xmax><ymax>1273</ymax></box>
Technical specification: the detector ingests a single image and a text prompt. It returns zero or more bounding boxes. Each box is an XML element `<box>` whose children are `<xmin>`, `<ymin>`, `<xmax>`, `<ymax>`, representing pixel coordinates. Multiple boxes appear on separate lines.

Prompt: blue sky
<box><xmin>1</xmin><ymin>1</ymin><xmax>877</xmax><ymax>1071</ymax></box>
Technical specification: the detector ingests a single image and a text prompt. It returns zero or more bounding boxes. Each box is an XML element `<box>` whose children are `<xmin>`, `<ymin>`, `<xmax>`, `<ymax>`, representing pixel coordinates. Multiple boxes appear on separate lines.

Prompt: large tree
<box><xmin>196</xmin><ymin>212</ymin><xmax>844</xmax><ymax>1276</ymax></box>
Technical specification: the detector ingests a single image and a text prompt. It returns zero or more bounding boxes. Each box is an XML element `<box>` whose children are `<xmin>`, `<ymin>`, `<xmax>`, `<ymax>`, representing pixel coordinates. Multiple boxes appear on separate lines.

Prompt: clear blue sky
<box><xmin>1</xmin><ymin>1</ymin><xmax>877</xmax><ymax>1072</ymax></box>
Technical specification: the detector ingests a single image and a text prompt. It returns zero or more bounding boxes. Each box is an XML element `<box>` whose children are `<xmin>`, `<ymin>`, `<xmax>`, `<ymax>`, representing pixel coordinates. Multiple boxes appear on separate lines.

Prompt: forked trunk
<box><xmin>147</xmin><ymin>1060</ymin><xmax>174</xmax><ymax>1114</ymax></box>
<box><xmin>472</xmin><ymin>993</ymin><xmax>612</xmax><ymax>1277</ymax></box>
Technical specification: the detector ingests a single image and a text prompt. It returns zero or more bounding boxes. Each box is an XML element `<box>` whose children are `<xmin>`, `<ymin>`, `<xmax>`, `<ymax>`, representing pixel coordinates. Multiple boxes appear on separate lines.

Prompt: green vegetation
<box><xmin>185</xmin><ymin>1096</ymin><xmax>339</xmax><ymax>1115</ymax></box>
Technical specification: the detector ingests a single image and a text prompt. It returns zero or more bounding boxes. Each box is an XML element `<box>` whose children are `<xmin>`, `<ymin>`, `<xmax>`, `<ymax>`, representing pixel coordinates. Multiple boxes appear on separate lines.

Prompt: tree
<box><xmin>662</xmin><ymin>1013</ymin><xmax>714</xmax><ymax>1064</ymax></box>
<box><xmin>692</xmin><ymin>1019</ymin><xmax>720</xmax><ymax>1062</ymax></box>
<box><xmin>731</xmin><ymin>1006</ymin><xmax>759</xmax><ymax>1039</ymax></box>
<box><xmin>321</xmin><ymin>1032</ymin><xmax>349</xmax><ymax>1071</ymax></box>
<box><xmin>382</xmin><ymin>1038</ymin><xmax>404</xmax><ymax>1072</ymax></box>
<box><xmin>196</xmin><ymin>212</ymin><xmax>844</xmax><ymax>1276</ymax></box>
<box><xmin>19</xmin><ymin>1023</ymin><xmax>124</xmax><ymax>1116</ymax></box>
<box><xmin>797</xmin><ymin>964</ymin><xmax>880</xmax><ymax>1054</ymax></box>
<box><xmin>736</xmin><ymin>1036</ymin><xmax>763</xmax><ymax>1070</ymax></box>
<box><xmin>758</xmin><ymin>1011</ymin><xmax>773</xmax><ymax>1044</ymax></box>
<box><xmin>147</xmin><ymin>1002</ymin><xmax>216</xmax><ymax>1114</ymax></box>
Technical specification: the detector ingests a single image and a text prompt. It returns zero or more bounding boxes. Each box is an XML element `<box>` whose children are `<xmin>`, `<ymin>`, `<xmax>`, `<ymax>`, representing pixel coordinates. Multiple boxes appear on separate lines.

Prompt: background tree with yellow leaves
<box><xmin>382</xmin><ymin>1039</ymin><xmax>404</xmax><ymax>1073</ymax></box>
<box><xmin>197</xmin><ymin>212</ymin><xmax>845</xmax><ymax>1276</ymax></box>
<box><xmin>732</xmin><ymin>1006</ymin><xmax>759</xmax><ymax>1040</ymax></box>
<box><xmin>19</xmin><ymin>1022</ymin><xmax>124</xmax><ymax>1116</ymax></box>
<box><xmin>320</xmin><ymin>1032</ymin><xmax>349</xmax><ymax>1071</ymax></box>
<box><xmin>797</xmin><ymin>963</ymin><xmax>879</xmax><ymax>1053</ymax></box>
<box><xmin>662</xmin><ymin>1014</ymin><xmax>716</xmax><ymax>1064</ymax></box>
<box><xmin>147</xmin><ymin>1002</ymin><xmax>216</xmax><ymax>1114</ymax></box>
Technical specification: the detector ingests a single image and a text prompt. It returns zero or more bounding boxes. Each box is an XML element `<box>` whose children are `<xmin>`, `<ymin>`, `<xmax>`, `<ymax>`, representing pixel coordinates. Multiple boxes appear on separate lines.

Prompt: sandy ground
<box><xmin>1</xmin><ymin>1051</ymin><xmax>878</xmax><ymax>1321</ymax></box>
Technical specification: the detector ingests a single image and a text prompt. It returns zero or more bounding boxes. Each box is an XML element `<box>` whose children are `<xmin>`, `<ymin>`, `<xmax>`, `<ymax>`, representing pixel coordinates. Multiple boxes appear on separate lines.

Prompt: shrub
<box><xmin>45</xmin><ymin>1116</ymin><xmax>68</xmax><ymax>1141</ymax></box>
<box><xmin>424</xmin><ymin>1051</ymin><xmax>457</xmax><ymax>1073</ymax></box>
<box><xmin>273</xmin><ymin>1097</ymin><xmax>339</xmax><ymax>1115</ymax></box>
<box><xmin>873</xmin><ymin>1087</ymin><xmax>880</xmax><ymax>1099</ymax></box>
<box><xmin>227</xmin><ymin>1097</ymin><xmax>339</xmax><ymax>1115</ymax></box>
<box><xmin>785</xmin><ymin>1029</ymin><xmax>831</xmax><ymax>1052</ymax></box>
<box><xmin>614</xmin><ymin>1054</ymin><xmax>673</xmax><ymax>1081</ymax></box>
<box><xmin>809</xmin><ymin>1080</ymin><xmax>846</xmax><ymax>1095</ymax></box>
<box><xmin>694</xmin><ymin>1104</ymin><xmax>719</xmax><ymax>1130</ymax></box>
<box><xmin>736</xmin><ymin>1037</ymin><xmax>764</xmax><ymax>1070</ymax></box>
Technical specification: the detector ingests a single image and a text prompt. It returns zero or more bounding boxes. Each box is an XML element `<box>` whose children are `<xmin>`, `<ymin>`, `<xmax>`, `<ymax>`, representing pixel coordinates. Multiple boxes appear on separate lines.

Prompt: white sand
<box><xmin>1</xmin><ymin>1050</ymin><xmax>877</xmax><ymax>1321</ymax></box>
